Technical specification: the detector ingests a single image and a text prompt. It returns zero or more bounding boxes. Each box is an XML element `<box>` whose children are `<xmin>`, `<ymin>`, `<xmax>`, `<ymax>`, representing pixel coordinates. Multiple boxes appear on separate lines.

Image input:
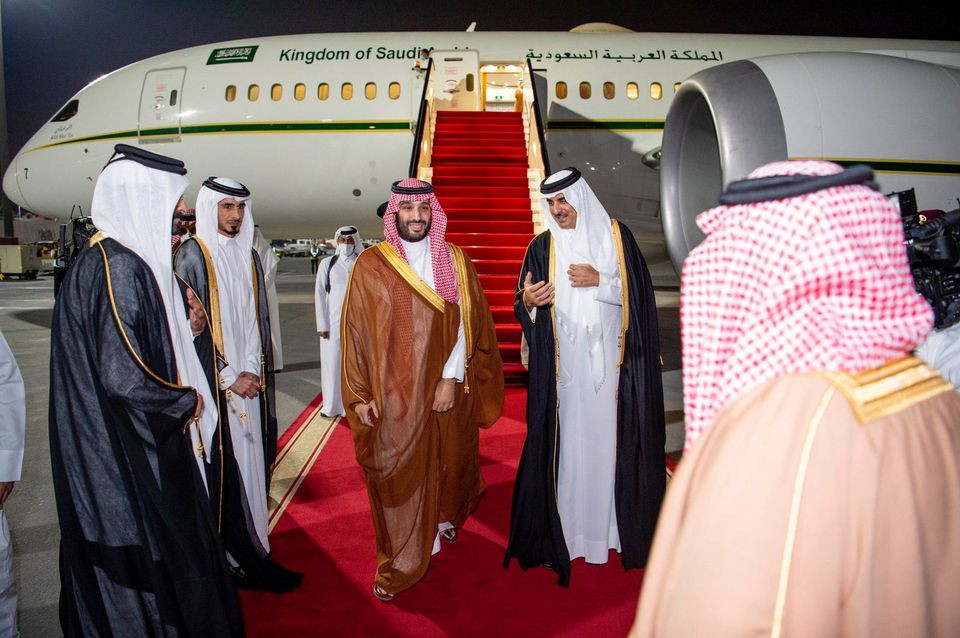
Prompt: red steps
<box><xmin>447</xmin><ymin>232</ymin><xmax>531</xmax><ymax>246</ymax></box>
<box><xmin>432</xmin><ymin>110</ymin><xmax>534</xmax><ymax>384</ymax></box>
<box><xmin>470</xmin><ymin>260</ymin><xmax>524</xmax><ymax>276</ymax></box>
<box><xmin>460</xmin><ymin>246</ymin><xmax>528</xmax><ymax>260</ymax></box>
<box><xmin>446</xmin><ymin>220</ymin><xmax>532</xmax><ymax>234</ymax></box>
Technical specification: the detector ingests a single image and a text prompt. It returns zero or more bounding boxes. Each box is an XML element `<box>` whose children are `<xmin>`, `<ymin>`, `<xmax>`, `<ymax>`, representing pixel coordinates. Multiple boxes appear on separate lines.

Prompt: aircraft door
<box><xmin>430</xmin><ymin>50</ymin><xmax>480</xmax><ymax>111</ymax></box>
<box><xmin>138</xmin><ymin>67</ymin><xmax>186</xmax><ymax>143</ymax></box>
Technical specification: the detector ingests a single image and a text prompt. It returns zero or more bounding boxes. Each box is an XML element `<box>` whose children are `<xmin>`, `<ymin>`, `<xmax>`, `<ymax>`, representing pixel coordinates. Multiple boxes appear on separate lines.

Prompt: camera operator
<box><xmin>897</xmin><ymin>190</ymin><xmax>960</xmax><ymax>391</ymax></box>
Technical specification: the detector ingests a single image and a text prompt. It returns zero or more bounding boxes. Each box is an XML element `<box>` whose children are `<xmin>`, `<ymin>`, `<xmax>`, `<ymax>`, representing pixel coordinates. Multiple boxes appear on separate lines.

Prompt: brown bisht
<box><xmin>341</xmin><ymin>242</ymin><xmax>503</xmax><ymax>596</ymax></box>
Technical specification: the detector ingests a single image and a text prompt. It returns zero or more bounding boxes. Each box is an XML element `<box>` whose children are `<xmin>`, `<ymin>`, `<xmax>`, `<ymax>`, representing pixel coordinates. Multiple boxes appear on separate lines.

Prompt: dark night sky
<box><xmin>2</xmin><ymin>0</ymin><xmax>954</xmax><ymax>152</ymax></box>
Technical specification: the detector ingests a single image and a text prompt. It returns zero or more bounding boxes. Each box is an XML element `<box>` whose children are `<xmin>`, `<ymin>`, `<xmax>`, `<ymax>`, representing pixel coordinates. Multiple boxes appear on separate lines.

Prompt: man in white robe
<box><xmin>504</xmin><ymin>167</ymin><xmax>664</xmax><ymax>585</ymax></box>
<box><xmin>314</xmin><ymin>225</ymin><xmax>363</xmax><ymax>417</ymax></box>
<box><xmin>193</xmin><ymin>179</ymin><xmax>271</xmax><ymax>552</ymax></box>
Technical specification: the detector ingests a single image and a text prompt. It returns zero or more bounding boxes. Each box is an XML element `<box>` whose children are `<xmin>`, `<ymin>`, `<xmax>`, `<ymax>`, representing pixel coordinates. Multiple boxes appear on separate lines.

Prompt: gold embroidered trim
<box><xmin>97</xmin><ymin>242</ymin><xmax>188</xmax><ymax>391</ymax></box>
<box><xmin>89</xmin><ymin>231</ymin><xmax>105</xmax><ymax>246</ymax></box>
<box><xmin>450</xmin><ymin>244</ymin><xmax>473</xmax><ymax>361</ymax></box>
<box><xmin>549</xmin><ymin>239</ymin><xmax>559</xmax><ymax>373</ymax></box>
<box><xmin>340</xmin><ymin>251</ymin><xmax>370</xmax><ymax>405</ymax></box>
<box><xmin>190</xmin><ymin>238</ymin><xmax>226</xmax><ymax>356</ymax></box>
<box><xmin>820</xmin><ymin>356</ymin><xmax>953</xmax><ymax>425</ymax></box>
<box><xmin>450</xmin><ymin>244</ymin><xmax>474</xmax><ymax>394</ymax></box>
<box><xmin>375</xmin><ymin>242</ymin><xmax>446</xmax><ymax>313</ymax></box>
<box><xmin>771</xmin><ymin>387</ymin><xmax>836</xmax><ymax>638</ymax></box>
<box><xmin>610</xmin><ymin>219</ymin><xmax>630</xmax><ymax>368</ymax></box>
<box><xmin>175</xmin><ymin>272</ymin><xmax>226</xmax><ymax>530</ymax></box>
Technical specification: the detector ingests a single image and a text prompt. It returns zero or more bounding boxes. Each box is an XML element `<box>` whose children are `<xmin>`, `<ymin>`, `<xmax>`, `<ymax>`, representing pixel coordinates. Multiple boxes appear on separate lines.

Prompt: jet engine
<box><xmin>660</xmin><ymin>52</ymin><xmax>960</xmax><ymax>273</ymax></box>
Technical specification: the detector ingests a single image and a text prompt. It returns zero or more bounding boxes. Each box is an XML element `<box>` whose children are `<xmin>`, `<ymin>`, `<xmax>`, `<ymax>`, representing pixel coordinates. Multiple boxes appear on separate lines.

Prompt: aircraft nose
<box><xmin>2</xmin><ymin>155</ymin><xmax>31</xmax><ymax>211</ymax></box>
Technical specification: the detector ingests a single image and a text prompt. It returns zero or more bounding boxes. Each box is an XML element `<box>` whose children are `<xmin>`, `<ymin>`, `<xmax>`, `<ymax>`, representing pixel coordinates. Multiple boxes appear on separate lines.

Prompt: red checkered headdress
<box><xmin>681</xmin><ymin>160</ymin><xmax>933</xmax><ymax>450</ymax></box>
<box><xmin>383</xmin><ymin>178</ymin><xmax>458</xmax><ymax>304</ymax></box>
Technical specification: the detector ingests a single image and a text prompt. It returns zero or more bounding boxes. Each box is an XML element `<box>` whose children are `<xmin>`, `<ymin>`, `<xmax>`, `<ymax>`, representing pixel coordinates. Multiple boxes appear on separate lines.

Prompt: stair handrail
<box><xmin>525</xmin><ymin>57</ymin><xmax>551</xmax><ymax>176</ymax></box>
<box><xmin>408</xmin><ymin>59</ymin><xmax>435</xmax><ymax>178</ymax></box>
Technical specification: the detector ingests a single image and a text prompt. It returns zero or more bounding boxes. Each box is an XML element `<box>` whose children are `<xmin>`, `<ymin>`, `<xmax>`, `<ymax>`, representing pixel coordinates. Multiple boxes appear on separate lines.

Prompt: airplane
<box><xmin>4</xmin><ymin>26</ymin><xmax>960</xmax><ymax>271</ymax></box>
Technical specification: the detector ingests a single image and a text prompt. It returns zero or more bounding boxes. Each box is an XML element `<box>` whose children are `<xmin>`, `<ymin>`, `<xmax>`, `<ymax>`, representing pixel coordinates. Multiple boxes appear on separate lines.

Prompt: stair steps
<box><xmin>431</xmin><ymin>110</ymin><xmax>535</xmax><ymax>384</ymax></box>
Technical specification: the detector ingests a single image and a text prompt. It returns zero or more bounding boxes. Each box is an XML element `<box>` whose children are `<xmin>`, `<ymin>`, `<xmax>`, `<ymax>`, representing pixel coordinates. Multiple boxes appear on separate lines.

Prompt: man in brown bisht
<box><xmin>341</xmin><ymin>178</ymin><xmax>503</xmax><ymax>602</ymax></box>
<box><xmin>630</xmin><ymin>161</ymin><xmax>960</xmax><ymax>637</ymax></box>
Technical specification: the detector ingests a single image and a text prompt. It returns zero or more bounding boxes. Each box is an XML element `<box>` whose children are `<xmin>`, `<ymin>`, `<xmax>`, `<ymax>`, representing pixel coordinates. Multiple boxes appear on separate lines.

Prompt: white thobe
<box><xmin>314</xmin><ymin>252</ymin><xmax>357</xmax><ymax>416</ymax></box>
<box><xmin>917</xmin><ymin>321</ymin><xmax>960</xmax><ymax>392</ymax></box>
<box><xmin>0</xmin><ymin>330</ymin><xmax>24</xmax><ymax>638</ymax></box>
<box><xmin>216</xmin><ymin>234</ymin><xmax>270</xmax><ymax>551</ymax></box>
<box><xmin>399</xmin><ymin>237</ymin><xmax>465</xmax><ymax>556</ymax></box>
<box><xmin>532</xmin><ymin>270</ymin><xmax>624</xmax><ymax>563</ymax></box>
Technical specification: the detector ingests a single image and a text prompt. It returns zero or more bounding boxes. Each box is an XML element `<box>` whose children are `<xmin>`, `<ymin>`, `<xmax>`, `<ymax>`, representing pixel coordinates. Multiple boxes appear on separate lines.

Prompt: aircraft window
<box><xmin>271</xmin><ymin>84</ymin><xmax>283</xmax><ymax>101</ymax></box>
<box><xmin>365</xmin><ymin>82</ymin><xmax>377</xmax><ymax>100</ymax></box>
<box><xmin>318</xmin><ymin>83</ymin><xmax>330</xmax><ymax>101</ymax></box>
<box><xmin>579</xmin><ymin>82</ymin><xmax>591</xmax><ymax>99</ymax></box>
<box><xmin>389</xmin><ymin>82</ymin><xmax>401</xmax><ymax>99</ymax></box>
<box><xmin>603</xmin><ymin>82</ymin><xmax>615</xmax><ymax>100</ymax></box>
<box><xmin>674</xmin><ymin>82</ymin><xmax>682</xmax><ymax>93</ymax></box>
<box><xmin>650</xmin><ymin>82</ymin><xmax>662</xmax><ymax>101</ymax></box>
<box><xmin>555</xmin><ymin>82</ymin><xmax>568</xmax><ymax>100</ymax></box>
<box><xmin>52</xmin><ymin>99</ymin><xmax>79</xmax><ymax>122</ymax></box>
<box><xmin>248</xmin><ymin>84</ymin><xmax>260</xmax><ymax>101</ymax></box>
<box><xmin>342</xmin><ymin>83</ymin><xmax>353</xmax><ymax>100</ymax></box>
<box><xmin>225</xmin><ymin>85</ymin><xmax>237</xmax><ymax>102</ymax></box>
<box><xmin>170</xmin><ymin>90</ymin><xmax>178</xmax><ymax>107</ymax></box>
<box><xmin>626</xmin><ymin>82</ymin><xmax>639</xmax><ymax>100</ymax></box>
<box><xmin>294</xmin><ymin>83</ymin><xmax>306</xmax><ymax>101</ymax></box>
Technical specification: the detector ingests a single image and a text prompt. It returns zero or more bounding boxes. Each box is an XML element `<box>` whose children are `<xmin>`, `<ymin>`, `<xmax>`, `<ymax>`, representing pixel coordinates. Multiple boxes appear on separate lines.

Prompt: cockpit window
<box><xmin>52</xmin><ymin>99</ymin><xmax>79</xmax><ymax>122</ymax></box>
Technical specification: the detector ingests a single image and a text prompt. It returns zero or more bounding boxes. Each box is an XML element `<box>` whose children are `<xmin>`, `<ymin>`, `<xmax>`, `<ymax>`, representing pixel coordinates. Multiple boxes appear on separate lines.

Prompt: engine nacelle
<box><xmin>661</xmin><ymin>52</ymin><xmax>960</xmax><ymax>273</ymax></box>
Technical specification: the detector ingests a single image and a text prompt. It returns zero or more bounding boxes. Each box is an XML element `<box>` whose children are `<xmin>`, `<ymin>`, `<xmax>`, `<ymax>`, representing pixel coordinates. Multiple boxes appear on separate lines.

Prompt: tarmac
<box><xmin>0</xmin><ymin>248</ymin><xmax>682</xmax><ymax>637</ymax></box>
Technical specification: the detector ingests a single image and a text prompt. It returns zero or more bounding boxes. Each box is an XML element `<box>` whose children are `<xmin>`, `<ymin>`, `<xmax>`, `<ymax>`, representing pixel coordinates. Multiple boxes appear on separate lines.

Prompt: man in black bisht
<box><xmin>503</xmin><ymin>167</ymin><xmax>665</xmax><ymax>586</ymax></box>
<box><xmin>175</xmin><ymin>177</ymin><xmax>302</xmax><ymax>593</ymax></box>
<box><xmin>49</xmin><ymin>145</ymin><xmax>244</xmax><ymax>635</ymax></box>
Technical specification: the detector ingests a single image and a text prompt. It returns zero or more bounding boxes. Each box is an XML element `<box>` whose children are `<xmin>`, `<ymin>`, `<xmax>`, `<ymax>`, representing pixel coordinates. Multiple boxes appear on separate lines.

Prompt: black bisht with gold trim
<box><xmin>49</xmin><ymin>237</ymin><xmax>244</xmax><ymax>636</ymax></box>
<box><xmin>503</xmin><ymin>220</ymin><xmax>666</xmax><ymax>586</ymax></box>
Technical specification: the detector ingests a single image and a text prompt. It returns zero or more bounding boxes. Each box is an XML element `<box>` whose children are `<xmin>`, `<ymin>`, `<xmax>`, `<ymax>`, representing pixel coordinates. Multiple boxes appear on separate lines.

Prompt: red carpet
<box><xmin>431</xmin><ymin>111</ymin><xmax>534</xmax><ymax>382</ymax></box>
<box><xmin>241</xmin><ymin>388</ymin><xmax>645</xmax><ymax>636</ymax></box>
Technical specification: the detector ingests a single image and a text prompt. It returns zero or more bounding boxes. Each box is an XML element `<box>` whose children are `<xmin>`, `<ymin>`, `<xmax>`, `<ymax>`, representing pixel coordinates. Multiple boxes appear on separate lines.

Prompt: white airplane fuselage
<box><xmin>5</xmin><ymin>31</ymin><xmax>959</xmax><ymax>238</ymax></box>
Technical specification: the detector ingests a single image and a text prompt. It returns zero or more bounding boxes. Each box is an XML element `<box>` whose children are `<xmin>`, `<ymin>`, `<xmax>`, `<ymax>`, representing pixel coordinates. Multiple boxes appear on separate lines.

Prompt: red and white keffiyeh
<box><xmin>681</xmin><ymin>160</ymin><xmax>933</xmax><ymax>450</ymax></box>
<box><xmin>383</xmin><ymin>178</ymin><xmax>458</xmax><ymax>304</ymax></box>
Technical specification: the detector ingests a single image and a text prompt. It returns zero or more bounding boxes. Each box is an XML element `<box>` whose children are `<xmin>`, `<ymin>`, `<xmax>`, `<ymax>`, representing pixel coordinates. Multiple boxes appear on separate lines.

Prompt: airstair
<box><xmin>410</xmin><ymin>57</ymin><xmax>551</xmax><ymax>381</ymax></box>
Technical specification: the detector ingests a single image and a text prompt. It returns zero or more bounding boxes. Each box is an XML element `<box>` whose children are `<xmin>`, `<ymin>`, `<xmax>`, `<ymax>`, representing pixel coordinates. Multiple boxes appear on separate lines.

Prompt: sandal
<box><xmin>373</xmin><ymin>584</ymin><xmax>394</xmax><ymax>602</ymax></box>
<box><xmin>439</xmin><ymin>528</ymin><xmax>457</xmax><ymax>544</ymax></box>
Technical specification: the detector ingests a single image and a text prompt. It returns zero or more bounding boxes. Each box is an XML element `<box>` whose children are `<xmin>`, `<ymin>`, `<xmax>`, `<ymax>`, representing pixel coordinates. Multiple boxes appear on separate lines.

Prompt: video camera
<box><xmin>894</xmin><ymin>188</ymin><xmax>960</xmax><ymax>330</ymax></box>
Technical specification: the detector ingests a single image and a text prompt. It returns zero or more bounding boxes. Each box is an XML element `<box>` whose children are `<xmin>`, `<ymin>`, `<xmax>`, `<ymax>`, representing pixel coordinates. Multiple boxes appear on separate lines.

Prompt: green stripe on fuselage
<box><xmin>30</xmin><ymin>120</ymin><xmax>412</xmax><ymax>151</ymax></box>
<box><xmin>828</xmin><ymin>158</ymin><xmax>960</xmax><ymax>176</ymax></box>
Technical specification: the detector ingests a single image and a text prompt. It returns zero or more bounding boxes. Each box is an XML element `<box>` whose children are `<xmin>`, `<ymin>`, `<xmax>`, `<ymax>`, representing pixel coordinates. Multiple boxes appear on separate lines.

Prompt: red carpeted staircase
<box><xmin>430</xmin><ymin>110</ymin><xmax>534</xmax><ymax>382</ymax></box>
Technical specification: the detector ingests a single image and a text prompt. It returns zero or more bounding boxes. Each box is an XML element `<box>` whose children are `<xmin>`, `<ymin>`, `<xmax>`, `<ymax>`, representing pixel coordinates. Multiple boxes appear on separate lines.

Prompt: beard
<box><xmin>396</xmin><ymin>216</ymin><xmax>431</xmax><ymax>242</ymax></box>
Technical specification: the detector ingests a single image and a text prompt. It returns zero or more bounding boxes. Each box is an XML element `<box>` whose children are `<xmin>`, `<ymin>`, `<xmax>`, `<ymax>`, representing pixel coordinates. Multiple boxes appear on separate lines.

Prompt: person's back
<box><xmin>631</xmin><ymin>160</ymin><xmax>960</xmax><ymax>638</ymax></box>
<box><xmin>50</xmin><ymin>145</ymin><xmax>243</xmax><ymax>636</ymax></box>
<box><xmin>51</xmin><ymin>238</ymin><xmax>242</xmax><ymax>636</ymax></box>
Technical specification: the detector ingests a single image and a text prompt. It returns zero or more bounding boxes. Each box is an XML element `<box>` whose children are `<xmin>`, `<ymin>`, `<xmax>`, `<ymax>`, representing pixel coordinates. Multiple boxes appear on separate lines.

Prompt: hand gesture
<box><xmin>568</xmin><ymin>264</ymin><xmax>600</xmax><ymax>288</ymax></box>
<box><xmin>522</xmin><ymin>272</ymin><xmax>555</xmax><ymax>310</ymax></box>
<box><xmin>356</xmin><ymin>401</ymin><xmax>379</xmax><ymax>427</ymax></box>
<box><xmin>432</xmin><ymin>378</ymin><xmax>456</xmax><ymax>412</ymax></box>
<box><xmin>229</xmin><ymin>373</ymin><xmax>260</xmax><ymax>399</ymax></box>
<box><xmin>186</xmin><ymin>288</ymin><xmax>206</xmax><ymax>336</ymax></box>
